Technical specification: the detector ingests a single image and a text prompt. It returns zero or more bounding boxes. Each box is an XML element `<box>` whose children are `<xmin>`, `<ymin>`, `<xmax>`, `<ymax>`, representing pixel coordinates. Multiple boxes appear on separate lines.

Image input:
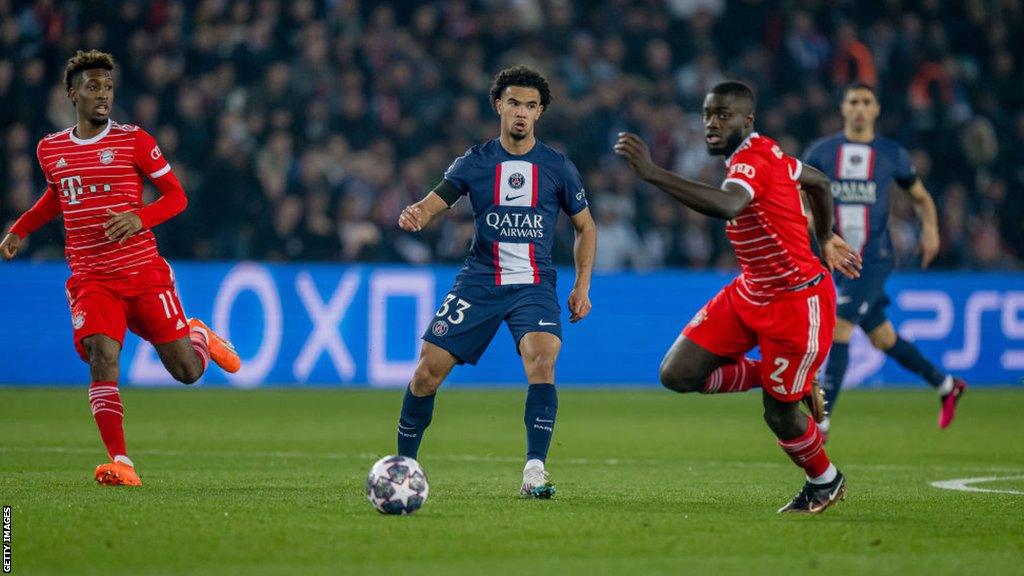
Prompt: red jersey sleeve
<box><xmin>723</xmin><ymin>148</ymin><xmax>772</xmax><ymax>199</ymax></box>
<box><xmin>133</xmin><ymin>128</ymin><xmax>171</xmax><ymax>179</ymax></box>
<box><xmin>10</xmin><ymin>141</ymin><xmax>63</xmax><ymax>238</ymax></box>
<box><xmin>132</xmin><ymin>128</ymin><xmax>187</xmax><ymax>229</ymax></box>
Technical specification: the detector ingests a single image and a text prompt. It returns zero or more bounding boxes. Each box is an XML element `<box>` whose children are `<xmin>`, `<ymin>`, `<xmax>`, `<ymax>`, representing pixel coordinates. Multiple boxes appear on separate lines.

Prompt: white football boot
<box><xmin>519</xmin><ymin>460</ymin><xmax>555</xmax><ymax>499</ymax></box>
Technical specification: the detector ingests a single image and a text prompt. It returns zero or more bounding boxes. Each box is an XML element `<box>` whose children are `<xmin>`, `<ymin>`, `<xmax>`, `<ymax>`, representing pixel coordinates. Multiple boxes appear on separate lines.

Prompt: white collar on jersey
<box><xmin>69</xmin><ymin>119</ymin><xmax>112</xmax><ymax>145</ymax></box>
<box><xmin>724</xmin><ymin>131</ymin><xmax>759</xmax><ymax>166</ymax></box>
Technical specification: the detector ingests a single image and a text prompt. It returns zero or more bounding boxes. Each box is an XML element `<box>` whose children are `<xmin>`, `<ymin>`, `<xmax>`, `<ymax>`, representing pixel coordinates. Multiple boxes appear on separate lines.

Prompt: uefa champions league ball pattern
<box><xmin>366</xmin><ymin>455</ymin><xmax>429</xmax><ymax>515</ymax></box>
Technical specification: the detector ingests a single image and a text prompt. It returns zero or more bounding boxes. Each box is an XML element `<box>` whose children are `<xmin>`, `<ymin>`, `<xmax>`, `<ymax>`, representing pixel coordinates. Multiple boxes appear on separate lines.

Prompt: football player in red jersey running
<box><xmin>615</xmin><ymin>81</ymin><xmax>862</xmax><ymax>514</ymax></box>
<box><xmin>0</xmin><ymin>50</ymin><xmax>241</xmax><ymax>487</ymax></box>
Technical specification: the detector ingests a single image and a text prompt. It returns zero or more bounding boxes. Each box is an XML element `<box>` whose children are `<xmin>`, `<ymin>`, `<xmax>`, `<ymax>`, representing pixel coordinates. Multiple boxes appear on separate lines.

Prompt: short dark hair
<box><xmin>64</xmin><ymin>49</ymin><xmax>115</xmax><ymax>93</ymax></box>
<box><xmin>489</xmin><ymin>65</ymin><xmax>551</xmax><ymax>108</ymax></box>
<box><xmin>710</xmin><ymin>81</ymin><xmax>756</xmax><ymax>110</ymax></box>
<box><xmin>842</xmin><ymin>81</ymin><xmax>878</xmax><ymax>99</ymax></box>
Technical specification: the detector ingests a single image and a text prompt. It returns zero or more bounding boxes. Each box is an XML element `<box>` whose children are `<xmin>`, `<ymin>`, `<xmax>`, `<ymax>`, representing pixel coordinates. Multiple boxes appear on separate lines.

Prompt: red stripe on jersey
<box><xmin>531</xmin><ymin>164</ymin><xmax>538</xmax><ymax>208</ymax></box>
<box><xmin>493</xmin><ymin>164</ymin><xmax>501</xmax><ymax>207</ymax></box>
<box><xmin>529</xmin><ymin>242</ymin><xmax>539</xmax><ymax>284</ymax></box>
<box><xmin>493</xmin><ymin>241</ymin><xmax>502</xmax><ymax>286</ymax></box>
<box><xmin>867</xmin><ymin>148</ymin><xmax>876</xmax><ymax>180</ymax></box>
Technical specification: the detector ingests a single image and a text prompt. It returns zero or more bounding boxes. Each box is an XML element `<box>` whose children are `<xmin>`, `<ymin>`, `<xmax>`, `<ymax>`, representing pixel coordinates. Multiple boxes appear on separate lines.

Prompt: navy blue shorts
<box><xmin>422</xmin><ymin>282</ymin><xmax>562</xmax><ymax>365</ymax></box>
<box><xmin>835</xmin><ymin>260</ymin><xmax>893</xmax><ymax>333</ymax></box>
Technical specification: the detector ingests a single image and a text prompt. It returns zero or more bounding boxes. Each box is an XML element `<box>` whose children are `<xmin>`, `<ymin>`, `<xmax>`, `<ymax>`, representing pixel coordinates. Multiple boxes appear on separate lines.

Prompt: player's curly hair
<box><xmin>64</xmin><ymin>49</ymin><xmax>115</xmax><ymax>93</ymax></box>
<box><xmin>489</xmin><ymin>65</ymin><xmax>551</xmax><ymax>109</ymax></box>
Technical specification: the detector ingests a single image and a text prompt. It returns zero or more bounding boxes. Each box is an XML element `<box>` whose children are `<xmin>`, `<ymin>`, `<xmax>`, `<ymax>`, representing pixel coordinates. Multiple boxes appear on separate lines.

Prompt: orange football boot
<box><xmin>94</xmin><ymin>461</ymin><xmax>142</xmax><ymax>486</ymax></box>
<box><xmin>188</xmin><ymin>318</ymin><xmax>241</xmax><ymax>373</ymax></box>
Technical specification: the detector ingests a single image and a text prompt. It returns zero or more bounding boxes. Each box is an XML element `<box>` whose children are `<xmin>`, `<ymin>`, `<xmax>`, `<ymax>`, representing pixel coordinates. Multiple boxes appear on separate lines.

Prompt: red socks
<box><xmin>778</xmin><ymin>415</ymin><xmax>831</xmax><ymax>478</ymax></box>
<box><xmin>703</xmin><ymin>358</ymin><xmax>762</xmax><ymax>393</ymax></box>
<box><xmin>89</xmin><ymin>381</ymin><xmax>126</xmax><ymax>460</ymax></box>
<box><xmin>190</xmin><ymin>327</ymin><xmax>210</xmax><ymax>373</ymax></box>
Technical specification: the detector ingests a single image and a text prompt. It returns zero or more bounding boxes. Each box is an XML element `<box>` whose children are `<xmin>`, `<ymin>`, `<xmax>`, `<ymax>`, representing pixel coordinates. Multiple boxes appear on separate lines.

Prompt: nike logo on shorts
<box><xmin>538</xmin><ymin>320</ymin><xmax>558</xmax><ymax>326</ymax></box>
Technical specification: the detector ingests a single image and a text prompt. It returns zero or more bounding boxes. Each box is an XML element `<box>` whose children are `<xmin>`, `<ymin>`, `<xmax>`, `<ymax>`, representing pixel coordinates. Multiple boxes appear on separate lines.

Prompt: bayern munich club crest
<box><xmin>99</xmin><ymin>148</ymin><xmax>116</xmax><ymax>165</ymax></box>
<box><xmin>72</xmin><ymin>311</ymin><xmax>86</xmax><ymax>330</ymax></box>
<box><xmin>507</xmin><ymin>172</ymin><xmax>526</xmax><ymax>189</ymax></box>
<box><xmin>688</xmin><ymin>308</ymin><xmax>707</xmax><ymax>328</ymax></box>
<box><xmin>431</xmin><ymin>320</ymin><xmax>449</xmax><ymax>337</ymax></box>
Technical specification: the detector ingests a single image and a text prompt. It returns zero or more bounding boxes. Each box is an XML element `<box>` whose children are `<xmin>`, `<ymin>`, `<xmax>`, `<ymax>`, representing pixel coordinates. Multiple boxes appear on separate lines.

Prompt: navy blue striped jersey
<box><xmin>443</xmin><ymin>139</ymin><xmax>588</xmax><ymax>286</ymax></box>
<box><xmin>803</xmin><ymin>133</ymin><xmax>917</xmax><ymax>264</ymax></box>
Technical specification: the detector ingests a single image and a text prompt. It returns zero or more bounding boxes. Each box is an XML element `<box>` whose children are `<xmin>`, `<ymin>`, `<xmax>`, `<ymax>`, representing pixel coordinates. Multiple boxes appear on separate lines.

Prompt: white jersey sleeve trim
<box><xmin>723</xmin><ymin>177</ymin><xmax>755</xmax><ymax>199</ymax></box>
<box><xmin>790</xmin><ymin>158</ymin><xmax>803</xmax><ymax>181</ymax></box>
<box><xmin>149</xmin><ymin>164</ymin><xmax>171</xmax><ymax>179</ymax></box>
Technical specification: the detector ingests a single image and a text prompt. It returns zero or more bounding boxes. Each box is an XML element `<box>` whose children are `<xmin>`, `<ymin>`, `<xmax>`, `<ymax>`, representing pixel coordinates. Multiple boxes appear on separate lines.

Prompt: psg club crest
<box><xmin>507</xmin><ymin>172</ymin><xmax>526</xmax><ymax>189</ymax></box>
<box><xmin>431</xmin><ymin>320</ymin><xmax>449</xmax><ymax>337</ymax></box>
<box><xmin>850</xmin><ymin>155</ymin><xmax>863</xmax><ymax>165</ymax></box>
<box><xmin>72</xmin><ymin>311</ymin><xmax>86</xmax><ymax>330</ymax></box>
<box><xmin>99</xmin><ymin>149</ymin><xmax>116</xmax><ymax>165</ymax></box>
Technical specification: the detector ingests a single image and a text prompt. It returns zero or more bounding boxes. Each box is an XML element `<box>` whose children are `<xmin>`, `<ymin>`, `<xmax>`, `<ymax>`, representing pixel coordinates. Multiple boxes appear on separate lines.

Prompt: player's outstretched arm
<box><xmin>568</xmin><ymin>207</ymin><xmax>595</xmax><ymax>323</ymax></box>
<box><xmin>903</xmin><ymin>180</ymin><xmax>940</xmax><ymax>268</ymax></box>
<box><xmin>398</xmin><ymin>191</ymin><xmax>449</xmax><ymax>232</ymax></box>
<box><xmin>799</xmin><ymin>164</ymin><xmax>862</xmax><ymax>278</ymax></box>
<box><xmin>614</xmin><ymin>132</ymin><xmax>750</xmax><ymax>219</ymax></box>
<box><xmin>2</xmin><ymin>187</ymin><xmax>62</xmax><ymax>259</ymax></box>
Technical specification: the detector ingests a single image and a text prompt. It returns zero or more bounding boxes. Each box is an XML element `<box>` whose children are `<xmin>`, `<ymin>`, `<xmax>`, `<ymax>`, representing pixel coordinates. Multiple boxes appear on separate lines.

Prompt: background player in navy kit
<box><xmin>394</xmin><ymin>66</ymin><xmax>596</xmax><ymax>498</ymax></box>
<box><xmin>804</xmin><ymin>83</ymin><xmax>967</xmax><ymax>436</ymax></box>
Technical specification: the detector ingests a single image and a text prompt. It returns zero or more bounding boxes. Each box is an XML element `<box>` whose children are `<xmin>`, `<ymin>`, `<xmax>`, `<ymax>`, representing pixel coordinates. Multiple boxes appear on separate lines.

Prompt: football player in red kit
<box><xmin>615</xmin><ymin>81</ymin><xmax>862</xmax><ymax>513</ymax></box>
<box><xmin>0</xmin><ymin>50</ymin><xmax>241</xmax><ymax>487</ymax></box>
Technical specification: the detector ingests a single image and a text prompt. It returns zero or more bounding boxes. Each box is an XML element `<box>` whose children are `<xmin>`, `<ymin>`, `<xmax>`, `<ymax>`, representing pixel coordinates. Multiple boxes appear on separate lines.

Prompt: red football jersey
<box><xmin>721</xmin><ymin>132</ymin><xmax>825</xmax><ymax>305</ymax></box>
<box><xmin>35</xmin><ymin>120</ymin><xmax>173</xmax><ymax>277</ymax></box>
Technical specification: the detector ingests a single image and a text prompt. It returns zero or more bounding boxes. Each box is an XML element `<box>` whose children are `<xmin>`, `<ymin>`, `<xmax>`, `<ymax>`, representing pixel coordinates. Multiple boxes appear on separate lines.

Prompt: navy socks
<box><xmin>397</xmin><ymin>385</ymin><xmax>436</xmax><ymax>459</ymax></box>
<box><xmin>524</xmin><ymin>383</ymin><xmax>558</xmax><ymax>462</ymax></box>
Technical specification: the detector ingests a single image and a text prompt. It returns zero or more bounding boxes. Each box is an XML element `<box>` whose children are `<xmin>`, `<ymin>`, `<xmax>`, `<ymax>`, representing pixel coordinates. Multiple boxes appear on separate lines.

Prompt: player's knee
<box><xmin>524</xmin><ymin>353</ymin><xmax>557</xmax><ymax>381</ymax></box>
<box><xmin>172</xmin><ymin>362</ymin><xmax>203</xmax><ymax>385</ymax></box>
<box><xmin>86</xmin><ymin>340</ymin><xmax>120</xmax><ymax>372</ymax></box>
<box><xmin>868</xmin><ymin>329</ymin><xmax>896</xmax><ymax>350</ymax></box>
<box><xmin>658</xmin><ymin>364</ymin><xmax>702</xmax><ymax>393</ymax></box>
<box><xmin>762</xmin><ymin>404</ymin><xmax>802</xmax><ymax>438</ymax></box>
<box><xmin>411</xmin><ymin>364</ymin><xmax>444</xmax><ymax>395</ymax></box>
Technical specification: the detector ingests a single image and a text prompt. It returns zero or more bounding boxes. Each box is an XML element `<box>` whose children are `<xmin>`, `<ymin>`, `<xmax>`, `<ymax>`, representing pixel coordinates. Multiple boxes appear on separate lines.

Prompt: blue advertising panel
<box><xmin>0</xmin><ymin>262</ymin><xmax>1020</xmax><ymax>387</ymax></box>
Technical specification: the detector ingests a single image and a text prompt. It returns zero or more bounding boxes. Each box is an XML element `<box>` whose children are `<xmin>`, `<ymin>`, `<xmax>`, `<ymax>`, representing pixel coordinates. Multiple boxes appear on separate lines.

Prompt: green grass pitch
<box><xmin>2</xmin><ymin>387</ymin><xmax>1022</xmax><ymax>575</ymax></box>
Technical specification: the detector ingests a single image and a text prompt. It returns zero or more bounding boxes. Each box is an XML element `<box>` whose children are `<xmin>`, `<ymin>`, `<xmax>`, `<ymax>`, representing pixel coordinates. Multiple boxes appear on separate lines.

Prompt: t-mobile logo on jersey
<box><xmin>59</xmin><ymin>176</ymin><xmax>112</xmax><ymax>205</ymax></box>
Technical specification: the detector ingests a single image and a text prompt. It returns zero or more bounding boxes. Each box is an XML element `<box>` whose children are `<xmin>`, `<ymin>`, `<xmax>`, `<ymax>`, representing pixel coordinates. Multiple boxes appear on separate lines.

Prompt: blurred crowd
<box><xmin>1</xmin><ymin>0</ymin><xmax>1022</xmax><ymax>271</ymax></box>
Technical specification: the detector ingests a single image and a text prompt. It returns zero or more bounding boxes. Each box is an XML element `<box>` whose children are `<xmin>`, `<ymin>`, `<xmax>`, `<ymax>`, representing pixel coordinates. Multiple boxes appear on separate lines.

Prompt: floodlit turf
<box><xmin>1</xmin><ymin>387</ymin><xmax>1022</xmax><ymax>575</ymax></box>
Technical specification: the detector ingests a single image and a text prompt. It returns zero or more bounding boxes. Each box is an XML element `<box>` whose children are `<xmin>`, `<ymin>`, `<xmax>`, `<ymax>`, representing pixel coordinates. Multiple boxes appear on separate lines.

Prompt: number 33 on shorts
<box><xmin>436</xmin><ymin>293</ymin><xmax>472</xmax><ymax>325</ymax></box>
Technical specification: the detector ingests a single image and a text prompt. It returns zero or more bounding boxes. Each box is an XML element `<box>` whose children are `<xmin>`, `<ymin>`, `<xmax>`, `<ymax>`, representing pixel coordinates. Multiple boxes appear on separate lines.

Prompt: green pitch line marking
<box><xmin>4</xmin><ymin>445</ymin><xmax>1024</xmax><ymax>475</ymax></box>
<box><xmin>930</xmin><ymin>475</ymin><xmax>1024</xmax><ymax>495</ymax></box>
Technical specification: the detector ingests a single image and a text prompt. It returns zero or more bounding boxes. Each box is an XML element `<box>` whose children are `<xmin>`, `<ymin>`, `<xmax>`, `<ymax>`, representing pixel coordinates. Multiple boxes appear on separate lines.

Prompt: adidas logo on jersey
<box><xmin>56</xmin><ymin>157</ymin><xmax>67</xmax><ymax>168</ymax></box>
<box><xmin>176</xmin><ymin>319</ymin><xmax>186</xmax><ymax>330</ymax></box>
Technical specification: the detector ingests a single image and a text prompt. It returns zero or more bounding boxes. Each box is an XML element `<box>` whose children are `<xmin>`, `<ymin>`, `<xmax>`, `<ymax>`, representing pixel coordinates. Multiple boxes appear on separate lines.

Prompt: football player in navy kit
<box><xmin>804</xmin><ymin>83</ymin><xmax>966</xmax><ymax>436</ymax></box>
<box><xmin>394</xmin><ymin>66</ymin><xmax>596</xmax><ymax>498</ymax></box>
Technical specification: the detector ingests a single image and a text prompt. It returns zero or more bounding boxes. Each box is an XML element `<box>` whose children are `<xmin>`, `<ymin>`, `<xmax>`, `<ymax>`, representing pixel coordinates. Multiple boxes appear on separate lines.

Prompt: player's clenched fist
<box><xmin>821</xmin><ymin>234</ymin><xmax>863</xmax><ymax>279</ymax></box>
<box><xmin>568</xmin><ymin>287</ymin><xmax>591</xmax><ymax>323</ymax></box>
<box><xmin>398</xmin><ymin>204</ymin><xmax>427</xmax><ymax>232</ymax></box>
<box><xmin>613</xmin><ymin>132</ymin><xmax>656</xmax><ymax>180</ymax></box>
<box><xmin>0</xmin><ymin>232</ymin><xmax>22</xmax><ymax>260</ymax></box>
<box><xmin>103</xmin><ymin>209</ymin><xmax>143</xmax><ymax>244</ymax></box>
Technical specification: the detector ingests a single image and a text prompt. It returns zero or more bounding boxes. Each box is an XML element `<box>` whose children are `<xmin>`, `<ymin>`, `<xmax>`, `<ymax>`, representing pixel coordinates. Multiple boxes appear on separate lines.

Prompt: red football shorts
<box><xmin>64</xmin><ymin>259</ymin><xmax>190</xmax><ymax>362</ymax></box>
<box><xmin>683</xmin><ymin>275</ymin><xmax>836</xmax><ymax>402</ymax></box>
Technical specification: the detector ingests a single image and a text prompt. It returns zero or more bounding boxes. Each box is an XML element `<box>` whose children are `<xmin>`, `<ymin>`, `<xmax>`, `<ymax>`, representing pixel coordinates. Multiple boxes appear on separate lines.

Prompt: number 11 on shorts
<box><xmin>157</xmin><ymin>290</ymin><xmax>179</xmax><ymax>319</ymax></box>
